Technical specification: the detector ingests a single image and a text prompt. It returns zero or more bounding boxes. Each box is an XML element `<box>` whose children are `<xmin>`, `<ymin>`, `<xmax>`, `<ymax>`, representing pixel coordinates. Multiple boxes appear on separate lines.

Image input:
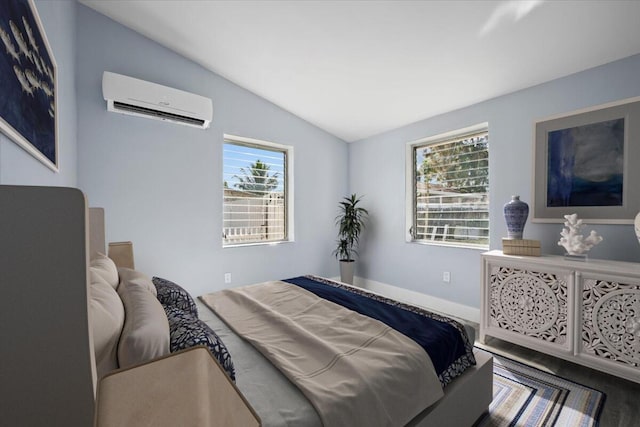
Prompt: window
<box><xmin>223</xmin><ymin>135</ymin><xmax>293</xmax><ymax>246</ymax></box>
<box><xmin>406</xmin><ymin>124</ymin><xmax>489</xmax><ymax>249</ymax></box>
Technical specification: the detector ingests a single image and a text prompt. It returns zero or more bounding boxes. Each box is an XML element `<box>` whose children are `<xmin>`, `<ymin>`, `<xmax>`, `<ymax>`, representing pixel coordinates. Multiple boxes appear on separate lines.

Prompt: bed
<box><xmin>196</xmin><ymin>282</ymin><xmax>493</xmax><ymax>427</ymax></box>
<box><xmin>1</xmin><ymin>185</ymin><xmax>492</xmax><ymax>426</ymax></box>
<box><xmin>83</xmin><ymin>205</ymin><xmax>492</xmax><ymax>426</ymax></box>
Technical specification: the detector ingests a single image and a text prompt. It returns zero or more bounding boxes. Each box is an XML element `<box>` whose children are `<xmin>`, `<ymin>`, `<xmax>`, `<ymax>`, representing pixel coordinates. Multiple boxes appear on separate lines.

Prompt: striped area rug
<box><xmin>475</xmin><ymin>352</ymin><xmax>605</xmax><ymax>427</ymax></box>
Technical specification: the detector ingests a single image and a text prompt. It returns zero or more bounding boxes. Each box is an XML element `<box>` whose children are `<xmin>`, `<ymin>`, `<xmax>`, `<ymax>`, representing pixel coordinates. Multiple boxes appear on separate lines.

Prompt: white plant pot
<box><xmin>635</xmin><ymin>212</ymin><xmax>640</xmax><ymax>245</ymax></box>
<box><xmin>339</xmin><ymin>260</ymin><xmax>355</xmax><ymax>285</ymax></box>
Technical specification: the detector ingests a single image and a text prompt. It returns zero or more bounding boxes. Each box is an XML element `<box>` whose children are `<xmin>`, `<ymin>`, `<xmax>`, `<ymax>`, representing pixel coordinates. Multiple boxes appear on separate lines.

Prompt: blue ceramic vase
<box><xmin>504</xmin><ymin>195</ymin><xmax>529</xmax><ymax>239</ymax></box>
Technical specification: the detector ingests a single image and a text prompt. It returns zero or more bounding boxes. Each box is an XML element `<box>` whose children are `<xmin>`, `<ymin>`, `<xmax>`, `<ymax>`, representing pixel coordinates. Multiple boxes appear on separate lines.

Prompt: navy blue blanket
<box><xmin>284</xmin><ymin>275</ymin><xmax>475</xmax><ymax>386</ymax></box>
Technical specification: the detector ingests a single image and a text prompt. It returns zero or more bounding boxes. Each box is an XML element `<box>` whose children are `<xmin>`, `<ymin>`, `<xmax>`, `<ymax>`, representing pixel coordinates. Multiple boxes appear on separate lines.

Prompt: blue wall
<box><xmin>349</xmin><ymin>54</ymin><xmax>640</xmax><ymax>308</ymax></box>
<box><xmin>3</xmin><ymin>2</ymin><xmax>640</xmax><ymax>309</ymax></box>
<box><xmin>75</xmin><ymin>5</ymin><xmax>348</xmax><ymax>297</ymax></box>
<box><xmin>0</xmin><ymin>0</ymin><xmax>77</xmax><ymax>186</ymax></box>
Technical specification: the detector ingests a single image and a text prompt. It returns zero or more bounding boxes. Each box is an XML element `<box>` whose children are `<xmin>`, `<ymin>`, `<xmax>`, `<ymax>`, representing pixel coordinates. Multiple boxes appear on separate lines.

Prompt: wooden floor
<box><xmin>475</xmin><ymin>334</ymin><xmax>640</xmax><ymax>427</ymax></box>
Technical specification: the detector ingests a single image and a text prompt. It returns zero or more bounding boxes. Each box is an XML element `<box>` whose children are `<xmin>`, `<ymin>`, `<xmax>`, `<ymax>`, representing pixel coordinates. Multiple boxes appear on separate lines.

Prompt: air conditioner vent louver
<box><xmin>112</xmin><ymin>101</ymin><xmax>206</xmax><ymax>127</ymax></box>
<box><xmin>102</xmin><ymin>71</ymin><xmax>212</xmax><ymax>129</ymax></box>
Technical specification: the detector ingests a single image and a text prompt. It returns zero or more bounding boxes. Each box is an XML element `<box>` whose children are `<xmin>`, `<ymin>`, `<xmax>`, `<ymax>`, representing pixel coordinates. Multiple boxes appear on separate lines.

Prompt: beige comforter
<box><xmin>202</xmin><ymin>281</ymin><xmax>443</xmax><ymax>427</ymax></box>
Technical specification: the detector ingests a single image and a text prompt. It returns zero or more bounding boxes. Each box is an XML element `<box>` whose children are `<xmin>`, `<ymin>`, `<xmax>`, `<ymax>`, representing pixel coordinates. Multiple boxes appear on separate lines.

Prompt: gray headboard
<box><xmin>0</xmin><ymin>185</ymin><xmax>95</xmax><ymax>427</ymax></box>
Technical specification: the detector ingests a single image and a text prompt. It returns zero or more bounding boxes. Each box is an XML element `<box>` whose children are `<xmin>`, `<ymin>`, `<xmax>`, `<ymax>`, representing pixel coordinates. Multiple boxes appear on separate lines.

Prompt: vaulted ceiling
<box><xmin>80</xmin><ymin>0</ymin><xmax>640</xmax><ymax>142</ymax></box>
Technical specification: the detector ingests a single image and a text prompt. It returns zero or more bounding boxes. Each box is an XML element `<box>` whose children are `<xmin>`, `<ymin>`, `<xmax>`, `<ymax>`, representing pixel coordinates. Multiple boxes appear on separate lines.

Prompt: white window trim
<box><xmin>223</xmin><ymin>134</ymin><xmax>294</xmax><ymax>247</ymax></box>
<box><xmin>405</xmin><ymin>122</ymin><xmax>489</xmax><ymax>249</ymax></box>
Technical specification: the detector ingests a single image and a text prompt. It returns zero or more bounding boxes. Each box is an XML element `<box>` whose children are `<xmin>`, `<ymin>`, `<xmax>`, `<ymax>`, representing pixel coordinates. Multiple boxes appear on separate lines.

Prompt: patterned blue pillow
<box><xmin>152</xmin><ymin>276</ymin><xmax>198</xmax><ymax>317</ymax></box>
<box><xmin>164</xmin><ymin>305</ymin><xmax>235</xmax><ymax>381</ymax></box>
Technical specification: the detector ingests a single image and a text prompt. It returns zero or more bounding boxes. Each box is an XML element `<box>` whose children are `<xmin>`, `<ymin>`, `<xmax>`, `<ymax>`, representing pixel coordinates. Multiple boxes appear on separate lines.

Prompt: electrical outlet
<box><xmin>224</xmin><ymin>272</ymin><xmax>232</xmax><ymax>284</ymax></box>
<box><xmin>443</xmin><ymin>271</ymin><xmax>451</xmax><ymax>283</ymax></box>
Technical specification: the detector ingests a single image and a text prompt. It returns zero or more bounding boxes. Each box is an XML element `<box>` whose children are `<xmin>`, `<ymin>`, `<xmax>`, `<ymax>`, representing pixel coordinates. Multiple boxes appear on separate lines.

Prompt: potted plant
<box><xmin>333</xmin><ymin>194</ymin><xmax>368</xmax><ymax>284</ymax></box>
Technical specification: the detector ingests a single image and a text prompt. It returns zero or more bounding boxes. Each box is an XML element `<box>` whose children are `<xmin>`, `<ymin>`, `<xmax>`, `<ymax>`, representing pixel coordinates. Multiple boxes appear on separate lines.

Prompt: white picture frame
<box><xmin>0</xmin><ymin>0</ymin><xmax>58</xmax><ymax>171</ymax></box>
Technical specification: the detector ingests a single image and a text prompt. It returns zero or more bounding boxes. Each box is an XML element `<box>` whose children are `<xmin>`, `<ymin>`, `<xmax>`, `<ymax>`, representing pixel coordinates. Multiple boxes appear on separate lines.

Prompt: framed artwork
<box><xmin>0</xmin><ymin>0</ymin><xmax>57</xmax><ymax>171</ymax></box>
<box><xmin>533</xmin><ymin>97</ymin><xmax>640</xmax><ymax>224</ymax></box>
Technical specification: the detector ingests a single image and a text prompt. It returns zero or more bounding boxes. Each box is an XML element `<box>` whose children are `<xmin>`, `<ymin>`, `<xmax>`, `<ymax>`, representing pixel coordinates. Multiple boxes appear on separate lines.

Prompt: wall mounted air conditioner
<box><xmin>102</xmin><ymin>71</ymin><xmax>213</xmax><ymax>129</ymax></box>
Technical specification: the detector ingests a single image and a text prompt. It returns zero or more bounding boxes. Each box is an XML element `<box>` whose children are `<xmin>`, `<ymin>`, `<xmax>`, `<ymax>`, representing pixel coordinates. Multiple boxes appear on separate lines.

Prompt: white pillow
<box><xmin>117</xmin><ymin>270</ymin><xmax>170</xmax><ymax>369</ymax></box>
<box><xmin>117</xmin><ymin>267</ymin><xmax>157</xmax><ymax>296</ymax></box>
<box><xmin>90</xmin><ymin>252</ymin><xmax>119</xmax><ymax>289</ymax></box>
<box><xmin>89</xmin><ymin>272</ymin><xmax>125</xmax><ymax>378</ymax></box>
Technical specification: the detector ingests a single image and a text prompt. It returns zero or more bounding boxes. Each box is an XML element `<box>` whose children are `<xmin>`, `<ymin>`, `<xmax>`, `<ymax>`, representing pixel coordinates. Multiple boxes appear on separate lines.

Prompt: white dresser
<box><xmin>480</xmin><ymin>250</ymin><xmax>640</xmax><ymax>383</ymax></box>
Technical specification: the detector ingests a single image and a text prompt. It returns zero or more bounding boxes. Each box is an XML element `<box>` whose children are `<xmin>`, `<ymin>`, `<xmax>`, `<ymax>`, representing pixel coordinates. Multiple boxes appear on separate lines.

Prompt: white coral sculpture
<box><xmin>558</xmin><ymin>213</ymin><xmax>603</xmax><ymax>255</ymax></box>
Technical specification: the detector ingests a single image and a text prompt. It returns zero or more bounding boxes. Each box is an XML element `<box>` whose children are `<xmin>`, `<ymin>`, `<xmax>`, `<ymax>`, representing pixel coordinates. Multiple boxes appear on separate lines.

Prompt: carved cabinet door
<box><xmin>579</xmin><ymin>273</ymin><xmax>640</xmax><ymax>380</ymax></box>
<box><xmin>487</xmin><ymin>263</ymin><xmax>573</xmax><ymax>353</ymax></box>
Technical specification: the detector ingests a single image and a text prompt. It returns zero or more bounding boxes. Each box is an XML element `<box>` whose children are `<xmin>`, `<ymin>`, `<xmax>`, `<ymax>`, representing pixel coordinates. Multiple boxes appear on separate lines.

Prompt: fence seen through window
<box><xmin>223</xmin><ymin>139</ymin><xmax>287</xmax><ymax>246</ymax></box>
<box><xmin>413</xmin><ymin>130</ymin><xmax>489</xmax><ymax>248</ymax></box>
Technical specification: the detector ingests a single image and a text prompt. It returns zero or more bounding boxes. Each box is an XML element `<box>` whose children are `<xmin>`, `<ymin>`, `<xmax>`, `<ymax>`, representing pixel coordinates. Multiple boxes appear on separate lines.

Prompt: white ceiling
<box><xmin>79</xmin><ymin>0</ymin><xmax>640</xmax><ymax>142</ymax></box>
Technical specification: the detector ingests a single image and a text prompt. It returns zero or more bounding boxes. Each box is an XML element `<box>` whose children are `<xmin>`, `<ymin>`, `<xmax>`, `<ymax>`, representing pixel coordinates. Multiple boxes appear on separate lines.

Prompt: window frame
<box><xmin>405</xmin><ymin>123</ymin><xmax>489</xmax><ymax>250</ymax></box>
<box><xmin>222</xmin><ymin>134</ymin><xmax>294</xmax><ymax>248</ymax></box>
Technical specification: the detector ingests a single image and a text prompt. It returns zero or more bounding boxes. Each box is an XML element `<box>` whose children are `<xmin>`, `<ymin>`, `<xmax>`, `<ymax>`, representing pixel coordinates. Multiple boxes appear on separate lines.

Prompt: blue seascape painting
<box><xmin>0</xmin><ymin>0</ymin><xmax>56</xmax><ymax>166</ymax></box>
<box><xmin>547</xmin><ymin>118</ymin><xmax>624</xmax><ymax>207</ymax></box>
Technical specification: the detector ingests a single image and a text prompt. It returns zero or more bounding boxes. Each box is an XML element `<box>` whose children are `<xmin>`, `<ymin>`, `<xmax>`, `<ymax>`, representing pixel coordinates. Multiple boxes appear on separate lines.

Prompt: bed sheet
<box><xmin>195</xmin><ymin>286</ymin><xmax>477</xmax><ymax>427</ymax></box>
<box><xmin>196</xmin><ymin>299</ymin><xmax>322</xmax><ymax>427</ymax></box>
